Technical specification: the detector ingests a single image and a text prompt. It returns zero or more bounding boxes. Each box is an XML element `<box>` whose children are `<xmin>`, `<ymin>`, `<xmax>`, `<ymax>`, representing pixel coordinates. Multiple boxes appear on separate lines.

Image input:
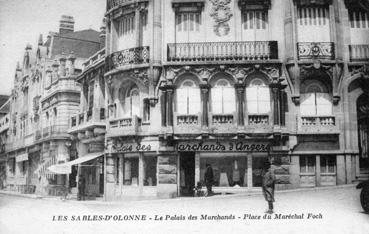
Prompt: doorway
<box><xmin>357</xmin><ymin>94</ymin><xmax>369</xmax><ymax>170</ymax></box>
<box><xmin>252</xmin><ymin>156</ymin><xmax>269</xmax><ymax>187</ymax></box>
<box><xmin>179</xmin><ymin>152</ymin><xmax>195</xmax><ymax>196</ymax></box>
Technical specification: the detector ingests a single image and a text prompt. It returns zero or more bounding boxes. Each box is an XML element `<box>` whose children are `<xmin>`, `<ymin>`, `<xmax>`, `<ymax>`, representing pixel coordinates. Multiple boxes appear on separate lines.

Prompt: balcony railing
<box><xmin>349</xmin><ymin>44</ymin><xmax>369</xmax><ymax>62</ymax></box>
<box><xmin>70</xmin><ymin>108</ymin><xmax>106</xmax><ymax>129</ymax></box>
<box><xmin>108</xmin><ymin>115</ymin><xmax>142</xmax><ymax>136</ymax></box>
<box><xmin>105</xmin><ymin>46</ymin><xmax>150</xmax><ymax>72</ymax></box>
<box><xmin>248</xmin><ymin>115</ymin><xmax>269</xmax><ymax>125</ymax></box>
<box><xmin>167</xmin><ymin>41</ymin><xmax>278</xmax><ymax>62</ymax></box>
<box><xmin>107</xmin><ymin>0</ymin><xmax>134</xmax><ymax>11</ymax></box>
<box><xmin>212</xmin><ymin>114</ymin><xmax>234</xmax><ymax>124</ymax></box>
<box><xmin>177</xmin><ymin>115</ymin><xmax>199</xmax><ymax>125</ymax></box>
<box><xmin>297</xmin><ymin>42</ymin><xmax>335</xmax><ymax>60</ymax></box>
<box><xmin>299</xmin><ymin>116</ymin><xmax>337</xmax><ymax>133</ymax></box>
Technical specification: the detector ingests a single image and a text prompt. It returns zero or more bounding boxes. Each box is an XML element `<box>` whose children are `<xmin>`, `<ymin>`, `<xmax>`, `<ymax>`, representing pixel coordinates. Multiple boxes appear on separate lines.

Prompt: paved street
<box><xmin>0</xmin><ymin>186</ymin><xmax>368</xmax><ymax>234</ymax></box>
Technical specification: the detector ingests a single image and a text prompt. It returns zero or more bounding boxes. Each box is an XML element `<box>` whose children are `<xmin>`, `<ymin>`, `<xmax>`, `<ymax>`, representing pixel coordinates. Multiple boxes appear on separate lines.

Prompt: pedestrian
<box><xmin>262</xmin><ymin>161</ymin><xmax>276</xmax><ymax>214</ymax></box>
<box><xmin>77</xmin><ymin>175</ymin><xmax>86</xmax><ymax>201</ymax></box>
<box><xmin>204</xmin><ymin>164</ymin><xmax>214</xmax><ymax>196</ymax></box>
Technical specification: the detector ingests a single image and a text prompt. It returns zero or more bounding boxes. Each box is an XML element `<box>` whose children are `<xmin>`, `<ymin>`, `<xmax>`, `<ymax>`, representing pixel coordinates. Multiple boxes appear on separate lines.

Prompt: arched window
<box><xmin>300</xmin><ymin>80</ymin><xmax>332</xmax><ymax>116</ymax></box>
<box><xmin>211</xmin><ymin>79</ymin><xmax>236</xmax><ymax>114</ymax></box>
<box><xmin>246</xmin><ymin>78</ymin><xmax>270</xmax><ymax>114</ymax></box>
<box><xmin>176</xmin><ymin>80</ymin><xmax>200</xmax><ymax>115</ymax></box>
<box><xmin>125</xmin><ymin>87</ymin><xmax>140</xmax><ymax>117</ymax></box>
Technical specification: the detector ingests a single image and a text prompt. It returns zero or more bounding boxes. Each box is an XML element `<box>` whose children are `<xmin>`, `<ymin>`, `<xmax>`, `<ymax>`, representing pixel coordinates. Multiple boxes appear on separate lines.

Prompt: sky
<box><xmin>0</xmin><ymin>0</ymin><xmax>106</xmax><ymax>95</ymax></box>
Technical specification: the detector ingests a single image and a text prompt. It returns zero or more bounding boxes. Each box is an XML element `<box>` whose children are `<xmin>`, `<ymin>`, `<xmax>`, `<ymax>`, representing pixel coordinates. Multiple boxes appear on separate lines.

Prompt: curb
<box><xmin>0</xmin><ymin>184</ymin><xmax>358</xmax><ymax>205</ymax></box>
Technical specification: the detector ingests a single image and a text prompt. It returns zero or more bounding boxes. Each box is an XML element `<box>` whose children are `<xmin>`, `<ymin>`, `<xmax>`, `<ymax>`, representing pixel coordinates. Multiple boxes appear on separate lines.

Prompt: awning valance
<box><xmin>47</xmin><ymin>152</ymin><xmax>104</xmax><ymax>174</ymax></box>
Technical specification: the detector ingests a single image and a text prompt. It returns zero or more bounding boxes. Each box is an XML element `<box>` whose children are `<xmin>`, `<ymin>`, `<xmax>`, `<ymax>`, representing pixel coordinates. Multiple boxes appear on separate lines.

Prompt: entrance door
<box><xmin>252</xmin><ymin>156</ymin><xmax>269</xmax><ymax>187</ymax></box>
<box><xmin>357</xmin><ymin>94</ymin><xmax>369</xmax><ymax>170</ymax></box>
<box><xmin>179</xmin><ymin>152</ymin><xmax>195</xmax><ymax>196</ymax></box>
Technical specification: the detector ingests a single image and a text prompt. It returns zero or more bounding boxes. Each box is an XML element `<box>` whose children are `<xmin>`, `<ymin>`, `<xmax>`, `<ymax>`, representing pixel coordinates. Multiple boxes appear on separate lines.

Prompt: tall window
<box><xmin>211</xmin><ymin>79</ymin><xmax>236</xmax><ymax>114</ymax></box>
<box><xmin>320</xmin><ymin>156</ymin><xmax>335</xmax><ymax>173</ymax></box>
<box><xmin>125</xmin><ymin>87</ymin><xmax>140</xmax><ymax>117</ymax></box>
<box><xmin>88</xmin><ymin>80</ymin><xmax>94</xmax><ymax>112</ymax></box>
<box><xmin>300</xmin><ymin>156</ymin><xmax>315</xmax><ymax>173</ymax></box>
<box><xmin>300</xmin><ymin>81</ymin><xmax>332</xmax><ymax>116</ymax></box>
<box><xmin>349</xmin><ymin>11</ymin><xmax>369</xmax><ymax>29</ymax></box>
<box><xmin>176</xmin><ymin>80</ymin><xmax>201</xmax><ymax>115</ymax></box>
<box><xmin>246</xmin><ymin>78</ymin><xmax>270</xmax><ymax>114</ymax></box>
<box><xmin>176</xmin><ymin>12</ymin><xmax>201</xmax><ymax>32</ymax></box>
<box><xmin>297</xmin><ymin>7</ymin><xmax>330</xmax><ymax>42</ymax></box>
<box><xmin>242</xmin><ymin>11</ymin><xmax>268</xmax><ymax>30</ymax></box>
<box><xmin>117</xmin><ymin>13</ymin><xmax>135</xmax><ymax>36</ymax></box>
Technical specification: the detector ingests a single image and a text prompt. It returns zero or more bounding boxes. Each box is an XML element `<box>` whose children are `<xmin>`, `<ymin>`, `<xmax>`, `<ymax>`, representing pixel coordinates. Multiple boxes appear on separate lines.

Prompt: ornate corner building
<box><xmin>1</xmin><ymin>0</ymin><xmax>369</xmax><ymax>201</ymax></box>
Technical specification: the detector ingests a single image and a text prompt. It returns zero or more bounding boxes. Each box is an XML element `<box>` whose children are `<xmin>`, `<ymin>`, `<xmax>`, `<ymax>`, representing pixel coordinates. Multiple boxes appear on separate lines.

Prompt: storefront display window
<box><xmin>143</xmin><ymin>156</ymin><xmax>157</xmax><ymax>186</ymax></box>
<box><xmin>123</xmin><ymin>156</ymin><xmax>139</xmax><ymax>186</ymax></box>
<box><xmin>300</xmin><ymin>156</ymin><xmax>315</xmax><ymax>173</ymax></box>
<box><xmin>320</xmin><ymin>156</ymin><xmax>335</xmax><ymax>173</ymax></box>
<box><xmin>200</xmin><ymin>156</ymin><xmax>247</xmax><ymax>187</ymax></box>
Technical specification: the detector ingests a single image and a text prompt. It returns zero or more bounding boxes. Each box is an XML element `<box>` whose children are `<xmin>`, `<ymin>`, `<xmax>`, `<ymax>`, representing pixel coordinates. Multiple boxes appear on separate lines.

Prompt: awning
<box><xmin>47</xmin><ymin>152</ymin><xmax>104</xmax><ymax>174</ymax></box>
<box><xmin>16</xmin><ymin>153</ymin><xmax>28</xmax><ymax>162</ymax></box>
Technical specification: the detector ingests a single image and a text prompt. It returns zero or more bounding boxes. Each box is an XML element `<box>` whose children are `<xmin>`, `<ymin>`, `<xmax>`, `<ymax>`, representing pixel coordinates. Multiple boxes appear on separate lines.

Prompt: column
<box><xmin>200</xmin><ymin>84</ymin><xmax>209</xmax><ymax>127</ymax></box>
<box><xmin>195</xmin><ymin>153</ymin><xmax>200</xmax><ymax>184</ymax></box>
<box><xmin>271</xmin><ymin>85</ymin><xmax>280</xmax><ymax>125</ymax></box>
<box><xmin>139</xmin><ymin>153</ymin><xmax>144</xmax><ymax>195</ymax></box>
<box><xmin>166</xmin><ymin>88</ymin><xmax>174</xmax><ymax>127</ymax></box>
<box><xmin>135</xmin><ymin>5</ymin><xmax>141</xmax><ymax>48</ymax></box>
<box><xmin>315</xmin><ymin>155</ymin><xmax>321</xmax><ymax>187</ymax></box>
<box><xmin>152</xmin><ymin>0</ymin><xmax>162</xmax><ymax>65</ymax></box>
<box><xmin>336</xmin><ymin>154</ymin><xmax>345</xmax><ymax>185</ymax></box>
<box><xmin>289</xmin><ymin>156</ymin><xmax>300</xmax><ymax>189</ymax></box>
<box><xmin>104</xmin><ymin>153</ymin><xmax>116</xmax><ymax>201</ymax></box>
<box><xmin>247</xmin><ymin>154</ymin><xmax>252</xmax><ymax>189</ymax></box>
<box><xmin>119</xmin><ymin>154</ymin><xmax>123</xmax><ymax>194</ymax></box>
<box><xmin>345</xmin><ymin>154</ymin><xmax>352</xmax><ymax>184</ymax></box>
<box><xmin>235</xmin><ymin>84</ymin><xmax>245</xmax><ymax>126</ymax></box>
<box><xmin>160</xmin><ymin>88</ymin><xmax>167</xmax><ymax>127</ymax></box>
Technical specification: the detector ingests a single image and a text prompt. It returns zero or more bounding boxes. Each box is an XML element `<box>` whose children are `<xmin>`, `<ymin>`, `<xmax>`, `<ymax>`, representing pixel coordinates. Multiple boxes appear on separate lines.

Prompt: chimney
<box><xmin>99</xmin><ymin>18</ymin><xmax>106</xmax><ymax>50</ymax></box>
<box><xmin>59</xmin><ymin>15</ymin><xmax>75</xmax><ymax>34</ymax></box>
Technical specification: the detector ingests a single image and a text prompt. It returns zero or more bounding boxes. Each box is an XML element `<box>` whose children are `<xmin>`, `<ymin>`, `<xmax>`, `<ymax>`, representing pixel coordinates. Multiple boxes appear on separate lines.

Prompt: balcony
<box><xmin>41</xmin><ymin>125</ymin><xmax>69</xmax><ymax>139</ymax></box>
<box><xmin>82</xmin><ymin>48</ymin><xmax>105</xmax><ymax>71</ymax></box>
<box><xmin>349</xmin><ymin>44</ymin><xmax>369</xmax><ymax>62</ymax></box>
<box><xmin>108</xmin><ymin>115</ymin><xmax>142</xmax><ymax>137</ymax></box>
<box><xmin>167</xmin><ymin>41</ymin><xmax>278</xmax><ymax>62</ymax></box>
<box><xmin>173</xmin><ymin>114</ymin><xmax>201</xmax><ymax>134</ymax></box>
<box><xmin>209</xmin><ymin>114</ymin><xmax>237</xmax><ymax>134</ymax></box>
<box><xmin>107</xmin><ymin>0</ymin><xmax>134</xmax><ymax>11</ymax></box>
<box><xmin>69</xmin><ymin>108</ymin><xmax>106</xmax><ymax>134</ymax></box>
<box><xmin>297</xmin><ymin>42</ymin><xmax>335</xmax><ymax>60</ymax></box>
<box><xmin>298</xmin><ymin>116</ymin><xmax>338</xmax><ymax>134</ymax></box>
<box><xmin>105</xmin><ymin>46</ymin><xmax>150</xmax><ymax>73</ymax></box>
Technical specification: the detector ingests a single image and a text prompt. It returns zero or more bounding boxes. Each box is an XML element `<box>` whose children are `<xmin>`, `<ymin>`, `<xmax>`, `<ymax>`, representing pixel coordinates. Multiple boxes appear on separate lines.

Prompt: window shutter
<box><xmin>300</xmin><ymin>93</ymin><xmax>316</xmax><ymax>116</ymax></box>
<box><xmin>188</xmin><ymin>88</ymin><xmax>201</xmax><ymax>115</ymax></box>
<box><xmin>177</xmin><ymin>88</ymin><xmax>188</xmax><ymax>115</ymax></box>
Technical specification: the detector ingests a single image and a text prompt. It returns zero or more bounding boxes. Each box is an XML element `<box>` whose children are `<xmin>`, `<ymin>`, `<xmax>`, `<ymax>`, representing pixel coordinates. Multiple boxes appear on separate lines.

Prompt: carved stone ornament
<box><xmin>300</xmin><ymin>63</ymin><xmax>333</xmax><ymax>81</ymax></box>
<box><xmin>209</xmin><ymin>0</ymin><xmax>233</xmax><ymax>37</ymax></box>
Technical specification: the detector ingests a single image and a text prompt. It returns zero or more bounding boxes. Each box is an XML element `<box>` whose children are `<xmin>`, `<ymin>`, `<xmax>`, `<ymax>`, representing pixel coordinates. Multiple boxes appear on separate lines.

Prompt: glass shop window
<box><xmin>320</xmin><ymin>156</ymin><xmax>336</xmax><ymax>173</ymax></box>
<box><xmin>300</xmin><ymin>156</ymin><xmax>315</xmax><ymax>173</ymax></box>
<box><xmin>143</xmin><ymin>156</ymin><xmax>157</xmax><ymax>186</ymax></box>
<box><xmin>123</xmin><ymin>156</ymin><xmax>139</xmax><ymax>186</ymax></box>
<box><xmin>200</xmin><ymin>156</ymin><xmax>248</xmax><ymax>187</ymax></box>
<box><xmin>115</xmin><ymin>156</ymin><xmax>120</xmax><ymax>185</ymax></box>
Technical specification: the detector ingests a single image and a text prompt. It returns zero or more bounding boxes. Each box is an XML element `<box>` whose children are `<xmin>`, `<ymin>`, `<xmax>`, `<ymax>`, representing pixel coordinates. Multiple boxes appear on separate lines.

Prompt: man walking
<box><xmin>262</xmin><ymin>161</ymin><xmax>276</xmax><ymax>214</ymax></box>
<box><xmin>204</xmin><ymin>164</ymin><xmax>214</xmax><ymax>196</ymax></box>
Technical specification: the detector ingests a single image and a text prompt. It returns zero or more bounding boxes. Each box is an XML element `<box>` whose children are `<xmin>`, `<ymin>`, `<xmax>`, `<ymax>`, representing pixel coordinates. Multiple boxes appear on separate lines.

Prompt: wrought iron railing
<box><xmin>349</xmin><ymin>44</ymin><xmax>369</xmax><ymax>62</ymax></box>
<box><xmin>107</xmin><ymin>0</ymin><xmax>134</xmax><ymax>11</ymax></box>
<box><xmin>167</xmin><ymin>41</ymin><xmax>278</xmax><ymax>62</ymax></box>
<box><xmin>297</xmin><ymin>42</ymin><xmax>335</xmax><ymax>60</ymax></box>
<box><xmin>105</xmin><ymin>46</ymin><xmax>150</xmax><ymax>72</ymax></box>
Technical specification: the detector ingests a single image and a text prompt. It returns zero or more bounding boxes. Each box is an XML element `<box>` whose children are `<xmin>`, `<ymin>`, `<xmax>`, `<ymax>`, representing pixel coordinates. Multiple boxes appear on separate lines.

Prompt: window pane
<box><xmin>188</xmin><ymin>88</ymin><xmax>201</xmax><ymax>114</ymax></box>
<box><xmin>300</xmin><ymin>156</ymin><xmax>307</xmax><ymax>173</ymax></box>
<box><xmin>144</xmin><ymin>156</ymin><xmax>157</xmax><ymax>186</ymax></box>
<box><xmin>307</xmin><ymin>157</ymin><xmax>315</xmax><ymax>173</ymax></box>
<box><xmin>177</xmin><ymin>88</ymin><xmax>188</xmax><ymax>115</ymax></box>
<box><xmin>123</xmin><ymin>157</ymin><xmax>139</xmax><ymax>185</ymax></box>
<box><xmin>316</xmin><ymin>93</ymin><xmax>332</xmax><ymax>115</ymax></box>
<box><xmin>300</xmin><ymin>93</ymin><xmax>316</xmax><ymax>115</ymax></box>
<box><xmin>131</xmin><ymin>94</ymin><xmax>140</xmax><ymax>117</ymax></box>
<box><xmin>211</xmin><ymin>88</ymin><xmax>223</xmax><ymax>114</ymax></box>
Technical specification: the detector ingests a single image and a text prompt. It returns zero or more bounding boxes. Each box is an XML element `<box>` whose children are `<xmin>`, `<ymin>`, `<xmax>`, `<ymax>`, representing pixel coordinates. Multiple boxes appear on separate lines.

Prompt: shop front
<box><xmin>176</xmin><ymin>141</ymin><xmax>271</xmax><ymax>196</ymax></box>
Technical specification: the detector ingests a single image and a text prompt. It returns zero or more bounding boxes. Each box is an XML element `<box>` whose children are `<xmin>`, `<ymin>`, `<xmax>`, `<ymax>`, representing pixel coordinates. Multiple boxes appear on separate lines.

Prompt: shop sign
<box><xmin>176</xmin><ymin>141</ymin><xmax>270</xmax><ymax>152</ymax></box>
<box><xmin>112</xmin><ymin>141</ymin><xmax>160</xmax><ymax>153</ymax></box>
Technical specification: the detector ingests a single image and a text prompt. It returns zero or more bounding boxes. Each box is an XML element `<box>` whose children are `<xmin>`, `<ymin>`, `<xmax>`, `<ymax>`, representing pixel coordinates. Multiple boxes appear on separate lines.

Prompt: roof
<box><xmin>50</xmin><ymin>29</ymin><xmax>101</xmax><ymax>59</ymax></box>
<box><xmin>0</xmin><ymin>96</ymin><xmax>10</xmax><ymax>113</ymax></box>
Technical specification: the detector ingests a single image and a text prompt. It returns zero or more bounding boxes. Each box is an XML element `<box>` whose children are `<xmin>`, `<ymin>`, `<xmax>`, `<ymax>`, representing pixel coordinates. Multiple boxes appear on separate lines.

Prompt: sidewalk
<box><xmin>0</xmin><ymin>183</ymin><xmax>357</xmax><ymax>205</ymax></box>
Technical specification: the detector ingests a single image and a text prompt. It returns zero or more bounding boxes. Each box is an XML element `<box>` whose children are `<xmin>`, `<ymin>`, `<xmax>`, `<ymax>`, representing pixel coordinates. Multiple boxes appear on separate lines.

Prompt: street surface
<box><xmin>0</xmin><ymin>186</ymin><xmax>368</xmax><ymax>234</ymax></box>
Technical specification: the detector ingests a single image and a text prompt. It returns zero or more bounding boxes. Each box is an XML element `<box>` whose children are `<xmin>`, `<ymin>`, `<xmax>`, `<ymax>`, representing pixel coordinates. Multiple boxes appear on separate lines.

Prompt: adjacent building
<box><xmin>1</xmin><ymin>15</ymin><xmax>101</xmax><ymax>196</ymax></box>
